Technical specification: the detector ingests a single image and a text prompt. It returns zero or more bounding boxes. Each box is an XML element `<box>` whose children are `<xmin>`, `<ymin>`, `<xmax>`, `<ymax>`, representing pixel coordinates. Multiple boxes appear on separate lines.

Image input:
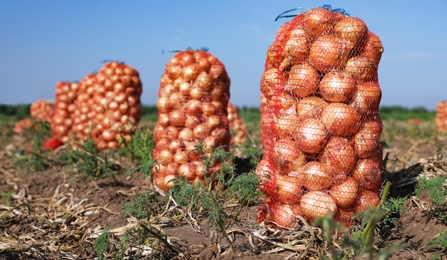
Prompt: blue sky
<box><xmin>1</xmin><ymin>1</ymin><xmax>446</xmax><ymax>110</ymax></box>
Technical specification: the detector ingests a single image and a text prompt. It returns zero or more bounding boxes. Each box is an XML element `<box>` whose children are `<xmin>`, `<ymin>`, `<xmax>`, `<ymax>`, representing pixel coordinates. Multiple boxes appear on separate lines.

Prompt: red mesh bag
<box><xmin>256</xmin><ymin>6</ymin><xmax>384</xmax><ymax>228</ymax></box>
<box><xmin>52</xmin><ymin>82</ymin><xmax>79</xmax><ymax>143</ymax></box>
<box><xmin>228</xmin><ymin>102</ymin><xmax>247</xmax><ymax>146</ymax></box>
<box><xmin>435</xmin><ymin>101</ymin><xmax>447</xmax><ymax>133</ymax></box>
<box><xmin>152</xmin><ymin>49</ymin><xmax>231</xmax><ymax>192</ymax></box>
<box><xmin>90</xmin><ymin>62</ymin><xmax>143</xmax><ymax>150</ymax></box>
<box><xmin>30</xmin><ymin>99</ymin><xmax>54</xmax><ymax>122</ymax></box>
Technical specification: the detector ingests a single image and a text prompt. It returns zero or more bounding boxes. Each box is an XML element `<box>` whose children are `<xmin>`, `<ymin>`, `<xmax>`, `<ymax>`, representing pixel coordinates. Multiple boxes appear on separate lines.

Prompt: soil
<box><xmin>1</xmin><ymin>130</ymin><xmax>447</xmax><ymax>259</ymax></box>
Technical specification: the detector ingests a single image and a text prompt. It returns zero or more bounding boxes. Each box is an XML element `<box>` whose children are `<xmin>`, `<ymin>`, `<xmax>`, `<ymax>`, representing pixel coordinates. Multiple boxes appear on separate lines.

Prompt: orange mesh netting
<box><xmin>256</xmin><ymin>6</ymin><xmax>384</xmax><ymax>228</ymax></box>
<box><xmin>152</xmin><ymin>49</ymin><xmax>231</xmax><ymax>192</ymax></box>
<box><xmin>228</xmin><ymin>102</ymin><xmax>248</xmax><ymax>146</ymax></box>
<box><xmin>52</xmin><ymin>82</ymin><xmax>79</xmax><ymax>143</ymax></box>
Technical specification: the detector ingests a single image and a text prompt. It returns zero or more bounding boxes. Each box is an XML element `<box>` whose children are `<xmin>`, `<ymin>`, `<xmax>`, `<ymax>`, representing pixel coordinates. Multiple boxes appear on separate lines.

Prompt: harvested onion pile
<box><xmin>435</xmin><ymin>101</ymin><xmax>447</xmax><ymax>133</ymax></box>
<box><xmin>52</xmin><ymin>82</ymin><xmax>79</xmax><ymax>143</ymax></box>
<box><xmin>153</xmin><ymin>49</ymin><xmax>231</xmax><ymax>192</ymax></box>
<box><xmin>228</xmin><ymin>102</ymin><xmax>247</xmax><ymax>146</ymax></box>
<box><xmin>257</xmin><ymin>6</ymin><xmax>384</xmax><ymax>228</ymax></box>
<box><xmin>90</xmin><ymin>62</ymin><xmax>143</xmax><ymax>150</ymax></box>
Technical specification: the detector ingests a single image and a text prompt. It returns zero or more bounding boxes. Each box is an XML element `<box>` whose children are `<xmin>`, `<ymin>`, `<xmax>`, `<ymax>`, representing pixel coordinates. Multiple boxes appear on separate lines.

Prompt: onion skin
<box><xmin>284</xmin><ymin>63</ymin><xmax>320</xmax><ymax>98</ymax></box>
<box><xmin>275</xmin><ymin>174</ymin><xmax>304</xmax><ymax>204</ymax></box>
<box><xmin>353</xmin><ymin>119</ymin><xmax>382</xmax><ymax>158</ymax></box>
<box><xmin>320</xmin><ymin>137</ymin><xmax>356</xmax><ymax>175</ymax></box>
<box><xmin>321</xmin><ymin>103</ymin><xmax>361</xmax><ymax>137</ymax></box>
<box><xmin>345</xmin><ymin>56</ymin><xmax>377</xmax><ymax>83</ymax></box>
<box><xmin>352</xmin><ymin>159</ymin><xmax>381</xmax><ymax>190</ymax></box>
<box><xmin>350</xmin><ymin>82</ymin><xmax>382</xmax><ymax>116</ymax></box>
<box><xmin>255</xmin><ymin>159</ymin><xmax>277</xmax><ymax>197</ymax></box>
<box><xmin>271</xmin><ymin>201</ymin><xmax>302</xmax><ymax>228</ymax></box>
<box><xmin>309</xmin><ymin>35</ymin><xmax>354</xmax><ymax>72</ymax></box>
<box><xmin>302</xmin><ymin>161</ymin><xmax>333</xmax><ymax>191</ymax></box>
<box><xmin>296</xmin><ymin>97</ymin><xmax>328</xmax><ymax>120</ymax></box>
<box><xmin>295</xmin><ymin>118</ymin><xmax>328</xmax><ymax>154</ymax></box>
<box><xmin>354</xmin><ymin>190</ymin><xmax>380</xmax><ymax>212</ymax></box>
<box><xmin>334</xmin><ymin>17</ymin><xmax>368</xmax><ymax>47</ymax></box>
<box><xmin>272</xmin><ymin>139</ymin><xmax>306</xmax><ymax>171</ymax></box>
<box><xmin>329</xmin><ymin>177</ymin><xmax>359</xmax><ymax>208</ymax></box>
<box><xmin>301</xmin><ymin>191</ymin><xmax>338</xmax><ymax>220</ymax></box>
<box><xmin>319</xmin><ymin>71</ymin><xmax>356</xmax><ymax>103</ymax></box>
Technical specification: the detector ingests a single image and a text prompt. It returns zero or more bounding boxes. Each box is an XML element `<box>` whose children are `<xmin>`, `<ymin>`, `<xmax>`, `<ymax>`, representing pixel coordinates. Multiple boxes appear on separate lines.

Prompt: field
<box><xmin>1</xmin><ymin>105</ymin><xmax>447</xmax><ymax>259</ymax></box>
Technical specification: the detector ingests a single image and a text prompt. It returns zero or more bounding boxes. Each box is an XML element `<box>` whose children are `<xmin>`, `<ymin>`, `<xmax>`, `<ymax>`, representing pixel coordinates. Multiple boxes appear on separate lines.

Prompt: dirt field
<box><xmin>1</xmin><ymin>120</ymin><xmax>446</xmax><ymax>259</ymax></box>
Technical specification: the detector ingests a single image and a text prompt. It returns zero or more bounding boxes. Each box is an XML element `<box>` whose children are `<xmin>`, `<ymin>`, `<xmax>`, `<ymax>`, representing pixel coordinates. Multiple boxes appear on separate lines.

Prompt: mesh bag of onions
<box><xmin>153</xmin><ymin>49</ymin><xmax>231</xmax><ymax>193</ymax></box>
<box><xmin>52</xmin><ymin>82</ymin><xmax>79</xmax><ymax>143</ymax></box>
<box><xmin>256</xmin><ymin>6</ymin><xmax>384</xmax><ymax>228</ymax></box>
<box><xmin>228</xmin><ymin>102</ymin><xmax>248</xmax><ymax>146</ymax></box>
<box><xmin>89</xmin><ymin>61</ymin><xmax>143</xmax><ymax>150</ymax></box>
<box><xmin>14</xmin><ymin>99</ymin><xmax>54</xmax><ymax>134</ymax></box>
<box><xmin>435</xmin><ymin>101</ymin><xmax>447</xmax><ymax>133</ymax></box>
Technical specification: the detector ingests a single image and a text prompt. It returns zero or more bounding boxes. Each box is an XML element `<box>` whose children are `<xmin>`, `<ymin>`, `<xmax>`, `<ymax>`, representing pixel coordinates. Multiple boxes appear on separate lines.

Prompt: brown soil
<box><xmin>1</xmin><ymin>131</ymin><xmax>447</xmax><ymax>259</ymax></box>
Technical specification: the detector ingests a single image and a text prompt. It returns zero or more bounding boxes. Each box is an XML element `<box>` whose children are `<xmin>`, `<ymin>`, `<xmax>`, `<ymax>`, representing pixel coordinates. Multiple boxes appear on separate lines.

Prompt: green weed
<box><xmin>93</xmin><ymin>228</ymin><xmax>112</xmax><ymax>260</ymax></box>
<box><xmin>415</xmin><ymin>176</ymin><xmax>447</xmax><ymax>205</ymax></box>
<box><xmin>423</xmin><ymin>230</ymin><xmax>447</xmax><ymax>260</ymax></box>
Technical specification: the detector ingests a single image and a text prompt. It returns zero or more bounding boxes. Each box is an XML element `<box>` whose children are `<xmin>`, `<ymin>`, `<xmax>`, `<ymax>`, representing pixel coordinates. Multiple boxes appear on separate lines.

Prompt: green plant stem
<box><xmin>362</xmin><ymin>181</ymin><xmax>391</xmax><ymax>256</ymax></box>
<box><xmin>207</xmin><ymin>183</ymin><xmax>232</xmax><ymax>244</ymax></box>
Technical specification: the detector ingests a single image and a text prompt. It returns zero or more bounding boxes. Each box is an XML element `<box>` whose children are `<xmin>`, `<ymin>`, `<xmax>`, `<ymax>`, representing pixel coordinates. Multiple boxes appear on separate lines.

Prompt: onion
<box><xmin>178</xmin><ymin>162</ymin><xmax>196</xmax><ymax>181</ymax></box>
<box><xmin>285</xmin><ymin>63</ymin><xmax>320</xmax><ymax>98</ymax></box>
<box><xmin>173</xmin><ymin>150</ymin><xmax>189</xmax><ymax>164</ymax></box>
<box><xmin>301</xmin><ymin>191</ymin><xmax>338</xmax><ymax>220</ymax></box>
<box><xmin>321</xmin><ymin>103</ymin><xmax>361</xmax><ymax>137</ymax></box>
<box><xmin>255</xmin><ymin>159</ymin><xmax>277</xmax><ymax>197</ymax></box>
<box><xmin>302</xmin><ymin>161</ymin><xmax>333</xmax><ymax>191</ymax></box>
<box><xmin>275</xmin><ymin>107</ymin><xmax>300</xmax><ymax>138</ymax></box>
<box><xmin>183</xmin><ymin>99</ymin><xmax>202</xmax><ymax>116</ymax></box>
<box><xmin>354</xmin><ymin>190</ymin><xmax>380</xmax><ymax>212</ymax></box>
<box><xmin>272</xmin><ymin>138</ymin><xmax>306</xmax><ymax>171</ymax></box>
<box><xmin>185</xmin><ymin>141</ymin><xmax>203</xmax><ymax>161</ymax></box>
<box><xmin>189</xmin><ymin>87</ymin><xmax>204</xmax><ymax>100</ymax></box>
<box><xmin>295</xmin><ymin>118</ymin><xmax>328</xmax><ymax>154</ymax></box>
<box><xmin>275</xmin><ymin>174</ymin><xmax>303</xmax><ymax>204</ymax></box>
<box><xmin>168</xmin><ymin>139</ymin><xmax>183</xmax><ymax>152</ymax></box>
<box><xmin>193</xmin><ymin>123</ymin><xmax>210</xmax><ymax>139</ymax></box>
<box><xmin>350</xmin><ymin>82</ymin><xmax>382</xmax><ymax>115</ymax></box>
<box><xmin>157</xmin><ymin>149</ymin><xmax>173</xmax><ymax>165</ymax></box>
<box><xmin>206</xmin><ymin>115</ymin><xmax>222</xmax><ymax>130</ymax></box>
<box><xmin>352</xmin><ymin>159</ymin><xmax>381</xmax><ymax>190</ymax></box>
<box><xmin>260</xmin><ymin>68</ymin><xmax>284</xmax><ymax>99</ymax></box>
<box><xmin>303</xmin><ymin>7</ymin><xmax>337</xmax><ymax>37</ymax></box>
<box><xmin>296</xmin><ymin>96</ymin><xmax>328</xmax><ymax>120</ymax></box>
<box><xmin>320</xmin><ymin>137</ymin><xmax>356</xmax><ymax>175</ymax></box>
<box><xmin>272</xmin><ymin>202</ymin><xmax>302</xmax><ymax>228</ymax></box>
<box><xmin>159</xmin><ymin>84</ymin><xmax>176</xmax><ymax>97</ymax></box>
<box><xmin>194</xmin><ymin>71</ymin><xmax>213</xmax><ymax>91</ymax></box>
<box><xmin>209</xmin><ymin>63</ymin><xmax>225</xmax><ymax>79</ymax></box>
<box><xmin>319</xmin><ymin>71</ymin><xmax>356</xmax><ymax>103</ymax></box>
<box><xmin>309</xmin><ymin>35</ymin><xmax>354</xmax><ymax>72</ymax></box>
<box><xmin>361</xmin><ymin>31</ymin><xmax>384</xmax><ymax>64</ymax></box>
<box><xmin>158</xmin><ymin>113</ymin><xmax>170</xmax><ymax>127</ymax></box>
<box><xmin>168</xmin><ymin>92</ymin><xmax>185</xmax><ymax>110</ymax></box>
<box><xmin>329</xmin><ymin>177</ymin><xmax>359</xmax><ymax>208</ymax></box>
<box><xmin>156</xmin><ymin>96</ymin><xmax>170</xmax><ymax>113</ymax></box>
<box><xmin>178</xmin><ymin>128</ymin><xmax>194</xmax><ymax>141</ymax></box>
<box><xmin>182</xmin><ymin>63</ymin><xmax>199</xmax><ymax>81</ymax></box>
<box><xmin>169</xmin><ymin>110</ymin><xmax>187</xmax><ymax>126</ymax></box>
<box><xmin>284</xmin><ymin>27</ymin><xmax>310</xmax><ymax>62</ymax></box>
<box><xmin>353</xmin><ymin>119</ymin><xmax>382</xmax><ymax>158</ymax></box>
<box><xmin>269</xmin><ymin>92</ymin><xmax>298</xmax><ymax>111</ymax></box>
<box><xmin>185</xmin><ymin>115</ymin><xmax>200</xmax><ymax>130</ymax></box>
<box><xmin>194</xmin><ymin>161</ymin><xmax>207</xmax><ymax>178</ymax></box>
<box><xmin>334</xmin><ymin>17</ymin><xmax>368</xmax><ymax>47</ymax></box>
<box><xmin>335</xmin><ymin>209</ymin><xmax>355</xmax><ymax>228</ymax></box>
<box><xmin>165</xmin><ymin>125</ymin><xmax>179</xmax><ymax>140</ymax></box>
<box><xmin>201</xmin><ymin>102</ymin><xmax>216</xmax><ymax>116</ymax></box>
<box><xmin>345</xmin><ymin>56</ymin><xmax>377</xmax><ymax>83</ymax></box>
<box><xmin>164</xmin><ymin>175</ymin><xmax>177</xmax><ymax>190</ymax></box>
<box><xmin>210</xmin><ymin>128</ymin><xmax>232</xmax><ymax>146</ymax></box>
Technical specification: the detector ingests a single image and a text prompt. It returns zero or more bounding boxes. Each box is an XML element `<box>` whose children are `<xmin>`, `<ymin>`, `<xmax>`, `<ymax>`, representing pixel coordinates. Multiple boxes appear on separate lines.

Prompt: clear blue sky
<box><xmin>1</xmin><ymin>1</ymin><xmax>446</xmax><ymax>110</ymax></box>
